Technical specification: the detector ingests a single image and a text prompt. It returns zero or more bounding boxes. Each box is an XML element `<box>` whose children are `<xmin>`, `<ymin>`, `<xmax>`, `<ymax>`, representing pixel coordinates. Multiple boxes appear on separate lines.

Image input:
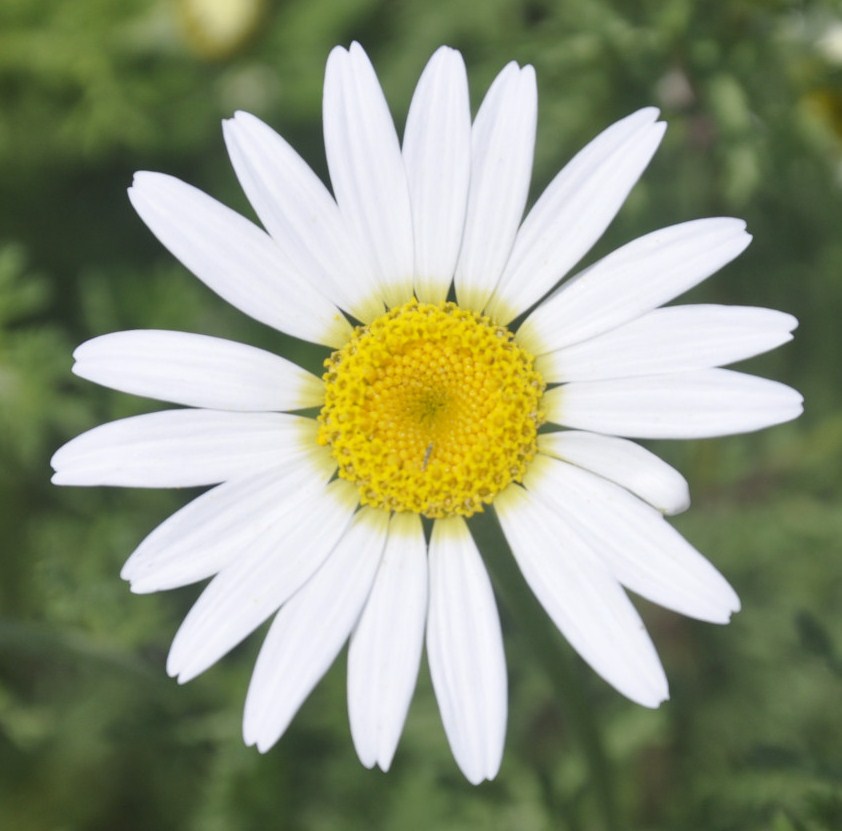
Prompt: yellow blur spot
<box><xmin>178</xmin><ymin>0</ymin><xmax>266</xmax><ymax>60</ymax></box>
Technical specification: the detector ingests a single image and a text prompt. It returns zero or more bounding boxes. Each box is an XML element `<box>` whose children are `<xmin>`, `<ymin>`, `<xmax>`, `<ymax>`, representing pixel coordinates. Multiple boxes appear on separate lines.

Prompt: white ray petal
<box><xmin>51</xmin><ymin>411</ymin><xmax>317</xmax><ymax>488</ymax></box>
<box><xmin>517</xmin><ymin>218</ymin><xmax>752</xmax><ymax>356</ymax></box>
<box><xmin>538</xmin><ymin>305</ymin><xmax>798</xmax><ymax>382</ymax></box>
<box><xmin>427</xmin><ymin>517</ymin><xmax>507</xmax><ymax>785</ymax></box>
<box><xmin>538</xmin><ymin>431</ymin><xmax>690</xmax><ymax>515</ymax></box>
<box><xmin>348</xmin><ymin>513</ymin><xmax>427</xmax><ymax>772</ymax></box>
<box><xmin>402</xmin><ymin>47</ymin><xmax>471</xmax><ymax>304</ymax></box>
<box><xmin>166</xmin><ymin>479</ymin><xmax>358</xmax><ymax>684</ymax></box>
<box><xmin>495</xmin><ymin>484</ymin><xmax>668</xmax><ymax>707</ymax></box>
<box><xmin>323</xmin><ymin>42</ymin><xmax>414</xmax><ymax>309</ymax></box>
<box><xmin>454</xmin><ymin>62</ymin><xmax>537</xmax><ymax>313</ymax></box>
<box><xmin>524</xmin><ymin>455</ymin><xmax>740</xmax><ymax>623</ymax></box>
<box><xmin>128</xmin><ymin>173</ymin><xmax>351</xmax><ymax>348</ymax></box>
<box><xmin>122</xmin><ymin>450</ymin><xmax>336</xmax><ymax>593</ymax></box>
<box><xmin>486</xmin><ymin>108</ymin><xmax>665</xmax><ymax>323</ymax></box>
<box><xmin>545</xmin><ymin>369</ymin><xmax>803</xmax><ymax>439</ymax></box>
<box><xmin>243</xmin><ymin>508</ymin><xmax>389</xmax><ymax>752</ymax></box>
<box><xmin>73</xmin><ymin>330</ymin><xmax>324</xmax><ymax>411</ymax></box>
<box><xmin>222</xmin><ymin>112</ymin><xmax>383</xmax><ymax>323</ymax></box>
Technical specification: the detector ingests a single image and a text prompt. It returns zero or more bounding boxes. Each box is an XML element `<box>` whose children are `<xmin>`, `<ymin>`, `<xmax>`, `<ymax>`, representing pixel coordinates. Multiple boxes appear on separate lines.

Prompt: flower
<box><xmin>51</xmin><ymin>43</ymin><xmax>802</xmax><ymax>784</ymax></box>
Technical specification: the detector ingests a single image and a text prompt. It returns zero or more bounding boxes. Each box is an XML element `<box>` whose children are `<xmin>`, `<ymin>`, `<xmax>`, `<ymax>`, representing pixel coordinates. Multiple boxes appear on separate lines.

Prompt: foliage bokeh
<box><xmin>1</xmin><ymin>1</ymin><xmax>840</xmax><ymax>829</ymax></box>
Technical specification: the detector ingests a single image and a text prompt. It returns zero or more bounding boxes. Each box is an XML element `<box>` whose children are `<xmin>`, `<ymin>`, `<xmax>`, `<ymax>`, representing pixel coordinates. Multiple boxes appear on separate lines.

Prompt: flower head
<box><xmin>52</xmin><ymin>43</ymin><xmax>802</xmax><ymax>784</ymax></box>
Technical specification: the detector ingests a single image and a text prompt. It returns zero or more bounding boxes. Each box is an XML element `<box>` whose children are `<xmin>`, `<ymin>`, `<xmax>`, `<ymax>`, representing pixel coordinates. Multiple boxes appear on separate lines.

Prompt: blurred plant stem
<box><xmin>474</xmin><ymin>509</ymin><xmax>621</xmax><ymax>831</ymax></box>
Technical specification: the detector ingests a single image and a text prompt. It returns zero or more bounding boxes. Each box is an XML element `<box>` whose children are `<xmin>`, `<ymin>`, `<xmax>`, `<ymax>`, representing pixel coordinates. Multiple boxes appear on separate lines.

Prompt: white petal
<box><xmin>323</xmin><ymin>42</ymin><xmax>414</xmax><ymax>309</ymax></box>
<box><xmin>166</xmin><ymin>479</ymin><xmax>358</xmax><ymax>684</ymax></box>
<box><xmin>495</xmin><ymin>485</ymin><xmax>668</xmax><ymax>707</ymax></box>
<box><xmin>517</xmin><ymin>218</ymin><xmax>752</xmax><ymax>356</ymax></box>
<box><xmin>538</xmin><ymin>431</ymin><xmax>690</xmax><ymax>515</ymax></box>
<box><xmin>222</xmin><ymin>112</ymin><xmax>384</xmax><ymax>323</ymax></box>
<box><xmin>538</xmin><ymin>305</ymin><xmax>798</xmax><ymax>382</ymax></box>
<box><xmin>243</xmin><ymin>508</ymin><xmax>389</xmax><ymax>752</ymax></box>
<box><xmin>122</xmin><ymin>451</ymin><xmax>335</xmax><ymax>593</ymax></box>
<box><xmin>51</xmin><ymin>411</ymin><xmax>317</xmax><ymax>488</ymax></box>
<box><xmin>402</xmin><ymin>47</ymin><xmax>471</xmax><ymax>304</ymax></box>
<box><xmin>524</xmin><ymin>455</ymin><xmax>740</xmax><ymax>623</ymax></box>
<box><xmin>128</xmin><ymin>172</ymin><xmax>351</xmax><ymax>348</ymax></box>
<box><xmin>545</xmin><ymin>368</ymin><xmax>804</xmax><ymax>438</ymax></box>
<box><xmin>427</xmin><ymin>517</ymin><xmax>507</xmax><ymax>784</ymax></box>
<box><xmin>454</xmin><ymin>62</ymin><xmax>537</xmax><ymax>313</ymax></box>
<box><xmin>73</xmin><ymin>330</ymin><xmax>324</xmax><ymax>411</ymax></box>
<box><xmin>348</xmin><ymin>513</ymin><xmax>427</xmax><ymax>772</ymax></box>
<box><xmin>486</xmin><ymin>108</ymin><xmax>665</xmax><ymax>323</ymax></box>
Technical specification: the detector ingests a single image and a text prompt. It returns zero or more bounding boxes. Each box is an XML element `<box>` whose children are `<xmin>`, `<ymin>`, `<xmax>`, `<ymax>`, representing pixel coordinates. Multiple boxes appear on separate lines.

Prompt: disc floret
<box><xmin>317</xmin><ymin>299</ymin><xmax>545</xmax><ymax>518</ymax></box>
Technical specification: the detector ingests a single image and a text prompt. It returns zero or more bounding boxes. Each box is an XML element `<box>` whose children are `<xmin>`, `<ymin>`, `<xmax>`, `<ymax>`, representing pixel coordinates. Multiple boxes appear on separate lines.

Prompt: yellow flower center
<box><xmin>317</xmin><ymin>299</ymin><xmax>545</xmax><ymax>518</ymax></box>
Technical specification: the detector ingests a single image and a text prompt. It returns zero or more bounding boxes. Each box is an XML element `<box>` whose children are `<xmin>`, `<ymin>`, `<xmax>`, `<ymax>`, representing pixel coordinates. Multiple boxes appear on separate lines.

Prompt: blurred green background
<box><xmin>1</xmin><ymin>0</ymin><xmax>840</xmax><ymax>829</ymax></box>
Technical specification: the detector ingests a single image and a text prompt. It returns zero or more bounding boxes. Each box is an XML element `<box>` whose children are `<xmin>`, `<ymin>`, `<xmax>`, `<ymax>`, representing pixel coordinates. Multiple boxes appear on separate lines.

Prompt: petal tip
<box><xmin>326</xmin><ymin>43</ymin><xmax>348</xmax><ymax>64</ymax></box>
<box><xmin>637</xmin><ymin>105</ymin><xmax>661</xmax><ymax>122</ymax></box>
<box><xmin>651</xmin><ymin>691</ymin><xmax>670</xmax><ymax>709</ymax></box>
<box><xmin>127</xmin><ymin>578</ymin><xmax>157</xmax><ymax>595</ymax></box>
<box><xmin>129</xmin><ymin>170</ymin><xmax>156</xmax><ymax>190</ymax></box>
<box><xmin>50</xmin><ymin>466</ymin><xmax>79</xmax><ymax>486</ymax></box>
<box><xmin>520</xmin><ymin>63</ymin><xmax>537</xmax><ymax>82</ymax></box>
<box><xmin>727</xmin><ymin>593</ymin><xmax>742</xmax><ymax>617</ymax></box>
<box><xmin>460</xmin><ymin>768</ymin><xmax>486</xmax><ymax>786</ymax></box>
<box><xmin>352</xmin><ymin>749</ymin><xmax>377</xmax><ymax>770</ymax></box>
<box><xmin>641</xmin><ymin>673</ymin><xmax>670</xmax><ymax>709</ymax></box>
<box><xmin>166</xmin><ymin>648</ymin><xmax>187</xmax><ymax>681</ymax></box>
<box><xmin>664</xmin><ymin>491</ymin><xmax>692</xmax><ymax>516</ymax></box>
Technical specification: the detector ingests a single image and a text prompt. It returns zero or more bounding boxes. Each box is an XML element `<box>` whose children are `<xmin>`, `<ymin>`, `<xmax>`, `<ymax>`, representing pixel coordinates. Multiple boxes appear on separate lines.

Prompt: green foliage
<box><xmin>0</xmin><ymin>245</ymin><xmax>74</xmax><ymax>468</ymax></box>
<box><xmin>1</xmin><ymin>0</ymin><xmax>840</xmax><ymax>829</ymax></box>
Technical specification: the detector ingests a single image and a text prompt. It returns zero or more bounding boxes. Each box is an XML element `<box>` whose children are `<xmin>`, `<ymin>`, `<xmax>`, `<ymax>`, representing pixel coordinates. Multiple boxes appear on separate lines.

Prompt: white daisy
<box><xmin>51</xmin><ymin>43</ymin><xmax>802</xmax><ymax>784</ymax></box>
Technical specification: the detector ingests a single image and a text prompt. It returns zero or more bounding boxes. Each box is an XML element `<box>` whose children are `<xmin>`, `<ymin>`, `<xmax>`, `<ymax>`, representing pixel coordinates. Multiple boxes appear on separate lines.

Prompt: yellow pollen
<box><xmin>317</xmin><ymin>298</ymin><xmax>545</xmax><ymax>518</ymax></box>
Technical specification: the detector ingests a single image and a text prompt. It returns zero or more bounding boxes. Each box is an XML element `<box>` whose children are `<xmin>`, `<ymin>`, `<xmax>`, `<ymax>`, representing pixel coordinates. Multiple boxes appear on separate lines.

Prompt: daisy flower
<box><xmin>51</xmin><ymin>43</ymin><xmax>802</xmax><ymax>784</ymax></box>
